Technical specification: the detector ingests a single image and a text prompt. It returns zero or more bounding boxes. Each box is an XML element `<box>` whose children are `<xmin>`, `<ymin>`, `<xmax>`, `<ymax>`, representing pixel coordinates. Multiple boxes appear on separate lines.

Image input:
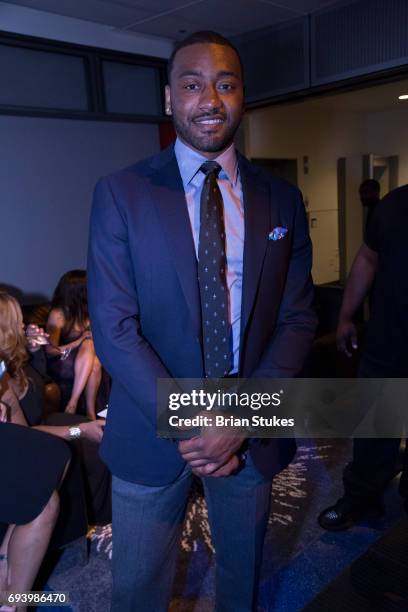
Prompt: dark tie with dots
<box><xmin>198</xmin><ymin>161</ymin><xmax>231</xmax><ymax>378</ymax></box>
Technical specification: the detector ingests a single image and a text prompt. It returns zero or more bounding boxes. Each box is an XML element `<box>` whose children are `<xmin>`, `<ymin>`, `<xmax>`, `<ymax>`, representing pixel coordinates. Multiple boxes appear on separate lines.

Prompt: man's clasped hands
<box><xmin>178</xmin><ymin>425</ymin><xmax>245</xmax><ymax>477</ymax></box>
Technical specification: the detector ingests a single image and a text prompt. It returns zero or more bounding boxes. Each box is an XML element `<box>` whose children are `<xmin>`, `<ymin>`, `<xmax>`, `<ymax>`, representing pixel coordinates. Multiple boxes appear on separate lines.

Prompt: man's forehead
<box><xmin>172</xmin><ymin>43</ymin><xmax>242</xmax><ymax>77</ymax></box>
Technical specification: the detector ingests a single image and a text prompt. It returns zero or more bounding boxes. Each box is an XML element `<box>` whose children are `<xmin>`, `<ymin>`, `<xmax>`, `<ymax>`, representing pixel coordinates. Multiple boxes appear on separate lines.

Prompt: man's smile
<box><xmin>193</xmin><ymin>115</ymin><xmax>226</xmax><ymax>126</ymax></box>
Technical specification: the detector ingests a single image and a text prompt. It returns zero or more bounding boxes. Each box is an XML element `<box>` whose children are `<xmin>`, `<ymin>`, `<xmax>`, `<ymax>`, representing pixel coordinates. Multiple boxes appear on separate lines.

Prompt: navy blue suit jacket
<box><xmin>87</xmin><ymin>145</ymin><xmax>317</xmax><ymax>485</ymax></box>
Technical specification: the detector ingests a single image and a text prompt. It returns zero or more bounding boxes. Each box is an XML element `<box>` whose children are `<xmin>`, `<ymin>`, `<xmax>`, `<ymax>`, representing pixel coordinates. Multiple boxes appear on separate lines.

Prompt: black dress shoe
<box><xmin>318</xmin><ymin>497</ymin><xmax>384</xmax><ymax>531</ymax></box>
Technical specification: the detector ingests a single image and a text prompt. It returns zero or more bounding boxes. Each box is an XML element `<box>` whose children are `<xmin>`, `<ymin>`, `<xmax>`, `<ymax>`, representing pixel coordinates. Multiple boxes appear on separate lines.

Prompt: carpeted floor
<box><xmin>42</xmin><ymin>439</ymin><xmax>406</xmax><ymax>611</ymax></box>
<box><xmin>304</xmin><ymin>515</ymin><xmax>408</xmax><ymax>610</ymax></box>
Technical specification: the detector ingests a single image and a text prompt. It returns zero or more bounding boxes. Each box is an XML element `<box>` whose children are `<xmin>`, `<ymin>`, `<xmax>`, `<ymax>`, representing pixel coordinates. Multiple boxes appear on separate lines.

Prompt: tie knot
<box><xmin>200</xmin><ymin>161</ymin><xmax>221</xmax><ymax>178</ymax></box>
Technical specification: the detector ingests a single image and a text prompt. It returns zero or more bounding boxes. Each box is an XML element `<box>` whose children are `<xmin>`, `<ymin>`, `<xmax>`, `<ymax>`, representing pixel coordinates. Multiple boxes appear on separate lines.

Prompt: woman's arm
<box><xmin>61</xmin><ymin>332</ymin><xmax>92</xmax><ymax>352</ymax></box>
<box><xmin>45</xmin><ymin>309</ymin><xmax>91</xmax><ymax>357</ymax></box>
<box><xmin>6</xmin><ymin>369</ymin><xmax>105</xmax><ymax>442</ymax></box>
<box><xmin>8</xmin><ymin>377</ymin><xmax>105</xmax><ymax>443</ymax></box>
<box><xmin>34</xmin><ymin>419</ymin><xmax>105</xmax><ymax>443</ymax></box>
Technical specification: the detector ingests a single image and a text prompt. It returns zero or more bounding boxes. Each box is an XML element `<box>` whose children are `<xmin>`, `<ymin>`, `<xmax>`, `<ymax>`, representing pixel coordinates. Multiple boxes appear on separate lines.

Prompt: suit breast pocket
<box><xmin>263</xmin><ymin>236</ymin><xmax>291</xmax><ymax>282</ymax></box>
<box><xmin>266</xmin><ymin>235</ymin><xmax>290</xmax><ymax>256</ymax></box>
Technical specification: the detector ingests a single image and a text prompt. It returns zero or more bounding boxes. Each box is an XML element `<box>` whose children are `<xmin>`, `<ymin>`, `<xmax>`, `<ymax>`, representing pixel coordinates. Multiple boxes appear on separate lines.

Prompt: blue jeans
<box><xmin>111</xmin><ymin>454</ymin><xmax>272</xmax><ymax>612</ymax></box>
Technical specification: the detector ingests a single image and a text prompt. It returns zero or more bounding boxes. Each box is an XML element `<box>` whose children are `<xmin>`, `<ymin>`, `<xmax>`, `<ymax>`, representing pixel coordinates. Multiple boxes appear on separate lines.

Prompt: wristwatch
<box><xmin>68</xmin><ymin>426</ymin><xmax>81</xmax><ymax>440</ymax></box>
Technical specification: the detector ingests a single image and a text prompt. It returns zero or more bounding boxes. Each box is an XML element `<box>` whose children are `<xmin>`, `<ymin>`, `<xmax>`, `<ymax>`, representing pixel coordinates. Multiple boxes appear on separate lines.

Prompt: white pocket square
<box><xmin>268</xmin><ymin>227</ymin><xmax>288</xmax><ymax>241</ymax></box>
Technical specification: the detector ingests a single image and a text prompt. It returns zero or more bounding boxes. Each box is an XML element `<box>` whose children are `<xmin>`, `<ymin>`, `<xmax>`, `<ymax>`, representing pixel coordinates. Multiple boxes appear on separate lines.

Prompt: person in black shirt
<box><xmin>319</xmin><ymin>184</ymin><xmax>408</xmax><ymax>530</ymax></box>
<box><xmin>359</xmin><ymin>178</ymin><xmax>381</xmax><ymax>232</ymax></box>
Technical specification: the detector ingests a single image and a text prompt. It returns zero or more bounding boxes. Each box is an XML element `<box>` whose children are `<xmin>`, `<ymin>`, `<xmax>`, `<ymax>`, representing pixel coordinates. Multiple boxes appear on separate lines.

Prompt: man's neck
<box><xmin>177</xmin><ymin>136</ymin><xmax>233</xmax><ymax>160</ymax></box>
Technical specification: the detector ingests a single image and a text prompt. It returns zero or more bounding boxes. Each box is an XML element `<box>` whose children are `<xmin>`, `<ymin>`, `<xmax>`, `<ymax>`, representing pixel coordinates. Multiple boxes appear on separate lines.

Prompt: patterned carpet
<box><xmin>43</xmin><ymin>439</ymin><xmax>405</xmax><ymax>611</ymax></box>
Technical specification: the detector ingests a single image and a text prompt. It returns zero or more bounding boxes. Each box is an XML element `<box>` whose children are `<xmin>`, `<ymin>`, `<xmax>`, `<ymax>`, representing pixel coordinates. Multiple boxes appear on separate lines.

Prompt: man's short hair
<box><xmin>360</xmin><ymin>179</ymin><xmax>380</xmax><ymax>193</ymax></box>
<box><xmin>167</xmin><ymin>30</ymin><xmax>243</xmax><ymax>83</ymax></box>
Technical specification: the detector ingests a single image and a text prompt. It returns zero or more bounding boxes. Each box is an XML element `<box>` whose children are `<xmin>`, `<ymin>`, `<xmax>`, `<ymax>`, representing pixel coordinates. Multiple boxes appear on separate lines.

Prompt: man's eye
<box><xmin>184</xmin><ymin>83</ymin><xmax>199</xmax><ymax>90</ymax></box>
<box><xmin>219</xmin><ymin>83</ymin><xmax>235</xmax><ymax>91</ymax></box>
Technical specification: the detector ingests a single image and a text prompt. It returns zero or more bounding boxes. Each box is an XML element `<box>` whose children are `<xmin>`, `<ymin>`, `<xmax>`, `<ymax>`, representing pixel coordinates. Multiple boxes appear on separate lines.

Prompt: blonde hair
<box><xmin>0</xmin><ymin>292</ymin><xmax>28</xmax><ymax>394</ymax></box>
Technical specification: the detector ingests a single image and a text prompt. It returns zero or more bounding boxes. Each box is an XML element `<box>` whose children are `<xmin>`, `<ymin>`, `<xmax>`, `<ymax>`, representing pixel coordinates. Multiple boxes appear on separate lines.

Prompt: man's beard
<box><xmin>172</xmin><ymin>114</ymin><xmax>240</xmax><ymax>153</ymax></box>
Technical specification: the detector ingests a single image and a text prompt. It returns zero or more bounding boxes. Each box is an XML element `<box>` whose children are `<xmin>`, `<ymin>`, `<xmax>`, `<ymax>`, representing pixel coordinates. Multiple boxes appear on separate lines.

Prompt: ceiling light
<box><xmin>398</xmin><ymin>94</ymin><xmax>408</xmax><ymax>100</ymax></box>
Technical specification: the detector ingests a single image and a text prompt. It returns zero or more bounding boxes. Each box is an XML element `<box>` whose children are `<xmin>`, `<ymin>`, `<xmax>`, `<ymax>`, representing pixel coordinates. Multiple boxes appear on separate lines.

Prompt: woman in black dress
<box><xmin>46</xmin><ymin>270</ymin><xmax>102</xmax><ymax>420</ymax></box>
<box><xmin>0</xmin><ymin>381</ymin><xmax>70</xmax><ymax>612</ymax></box>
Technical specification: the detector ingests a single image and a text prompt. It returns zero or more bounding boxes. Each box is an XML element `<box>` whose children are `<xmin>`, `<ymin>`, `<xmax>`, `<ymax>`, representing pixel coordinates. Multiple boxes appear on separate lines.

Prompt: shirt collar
<box><xmin>174</xmin><ymin>137</ymin><xmax>238</xmax><ymax>188</ymax></box>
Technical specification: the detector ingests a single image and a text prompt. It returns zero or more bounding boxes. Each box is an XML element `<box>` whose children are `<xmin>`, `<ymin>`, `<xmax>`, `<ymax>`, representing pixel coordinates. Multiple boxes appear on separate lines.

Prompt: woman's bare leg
<box><xmin>0</xmin><ymin>492</ymin><xmax>60</xmax><ymax>612</ymax></box>
<box><xmin>0</xmin><ymin>525</ymin><xmax>15</xmax><ymax>591</ymax></box>
<box><xmin>65</xmin><ymin>340</ymin><xmax>94</xmax><ymax>415</ymax></box>
<box><xmin>84</xmin><ymin>356</ymin><xmax>102</xmax><ymax>421</ymax></box>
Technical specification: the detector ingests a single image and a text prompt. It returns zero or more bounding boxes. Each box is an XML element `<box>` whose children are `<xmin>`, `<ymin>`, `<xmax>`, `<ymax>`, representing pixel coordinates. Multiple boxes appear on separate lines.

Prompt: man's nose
<box><xmin>198</xmin><ymin>84</ymin><xmax>221</xmax><ymax>111</ymax></box>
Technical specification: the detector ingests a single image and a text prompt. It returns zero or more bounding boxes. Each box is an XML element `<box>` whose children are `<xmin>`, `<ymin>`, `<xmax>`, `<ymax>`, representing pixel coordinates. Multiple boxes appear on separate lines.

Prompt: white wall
<box><xmin>246</xmin><ymin>102</ymin><xmax>408</xmax><ymax>285</ymax></box>
<box><xmin>0</xmin><ymin>116</ymin><xmax>160</xmax><ymax>301</ymax></box>
<box><xmin>1</xmin><ymin>2</ymin><xmax>173</xmax><ymax>58</ymax></box>
<box><xmin>246</xmin><ymin>105</ymin><xmax>364</xmax><ymax>284</ymax></box>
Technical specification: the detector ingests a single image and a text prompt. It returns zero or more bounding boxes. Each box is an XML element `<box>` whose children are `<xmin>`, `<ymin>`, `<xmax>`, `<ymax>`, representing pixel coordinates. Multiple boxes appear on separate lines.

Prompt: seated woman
<box><xmin>0</xmin><ymin>374</ymin><xmax>70</xmax><ymax>612</ymax></box>
<box><xmin>0</xmin><ymin>292</ymin><xmax>111</xmax><ymax>546</ymax></box>
<box><xmin>45</xmin><ymin>270</ymin><xmax>102</xmax><ymax>420</ymax></box>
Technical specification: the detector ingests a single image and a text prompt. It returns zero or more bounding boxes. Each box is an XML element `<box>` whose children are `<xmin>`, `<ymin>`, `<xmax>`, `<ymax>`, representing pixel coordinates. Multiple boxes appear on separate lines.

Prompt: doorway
<box><xmin>338</xmin><ymin>154</ymin><xmax>399</xmax><ymax>283</ymax></box>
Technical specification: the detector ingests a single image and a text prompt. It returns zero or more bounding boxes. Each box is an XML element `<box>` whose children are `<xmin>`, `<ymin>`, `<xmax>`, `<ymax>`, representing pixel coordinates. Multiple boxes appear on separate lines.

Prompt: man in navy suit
<box><xmin>88</xmin><ymin>31</ymin><xmax>316</xmax><ymax>612</ymax></box>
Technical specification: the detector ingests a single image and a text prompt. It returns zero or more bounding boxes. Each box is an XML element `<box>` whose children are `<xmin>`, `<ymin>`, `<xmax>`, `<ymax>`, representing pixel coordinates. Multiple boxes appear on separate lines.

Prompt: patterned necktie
<box><xmin>198</xmin><ymin>161</ymin><xmax>231</xmax><ymax>378</ymax></box>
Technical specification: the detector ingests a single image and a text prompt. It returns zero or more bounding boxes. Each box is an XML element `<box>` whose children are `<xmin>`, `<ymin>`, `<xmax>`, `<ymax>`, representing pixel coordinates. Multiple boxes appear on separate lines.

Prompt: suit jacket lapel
<box><xmin>149</xmin><ymin>148</ymin><xmax>201</xmax><ymax>338</ymax></box>
<box><xmin>239</xmin><ymin>154</ymin><xmax>279</xmax><ymax>336</ymax></box>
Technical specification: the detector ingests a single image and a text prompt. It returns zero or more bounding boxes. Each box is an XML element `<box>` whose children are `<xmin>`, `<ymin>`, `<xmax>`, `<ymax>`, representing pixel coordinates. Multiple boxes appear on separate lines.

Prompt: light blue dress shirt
<box><xmin>174</xmin><ymin>138</ymin><xmax>244</xmax><ymax>373</ymax></box>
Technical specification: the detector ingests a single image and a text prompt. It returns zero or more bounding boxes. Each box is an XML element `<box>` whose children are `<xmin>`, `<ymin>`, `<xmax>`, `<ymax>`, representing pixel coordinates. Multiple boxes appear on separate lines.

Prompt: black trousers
<box><xmin>343</xmin><ymin>355</ymin><xmax>408</xmax><ymax>506</ymax></box>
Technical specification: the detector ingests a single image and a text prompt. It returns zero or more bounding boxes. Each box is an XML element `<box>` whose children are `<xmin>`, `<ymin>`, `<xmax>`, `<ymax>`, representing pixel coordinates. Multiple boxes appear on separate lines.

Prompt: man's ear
<box><xmin>164</xmin><ymin>85</ymin><xmax>172</xmax><ymax>116</ymax></box>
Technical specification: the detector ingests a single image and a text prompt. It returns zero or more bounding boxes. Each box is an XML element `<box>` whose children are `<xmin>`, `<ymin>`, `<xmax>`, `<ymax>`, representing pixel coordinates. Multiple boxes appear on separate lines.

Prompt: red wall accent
<box><xmin>159</xmin><ymin>121</ymin><xmax>176</xmax><ymax>150</ymax></box>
